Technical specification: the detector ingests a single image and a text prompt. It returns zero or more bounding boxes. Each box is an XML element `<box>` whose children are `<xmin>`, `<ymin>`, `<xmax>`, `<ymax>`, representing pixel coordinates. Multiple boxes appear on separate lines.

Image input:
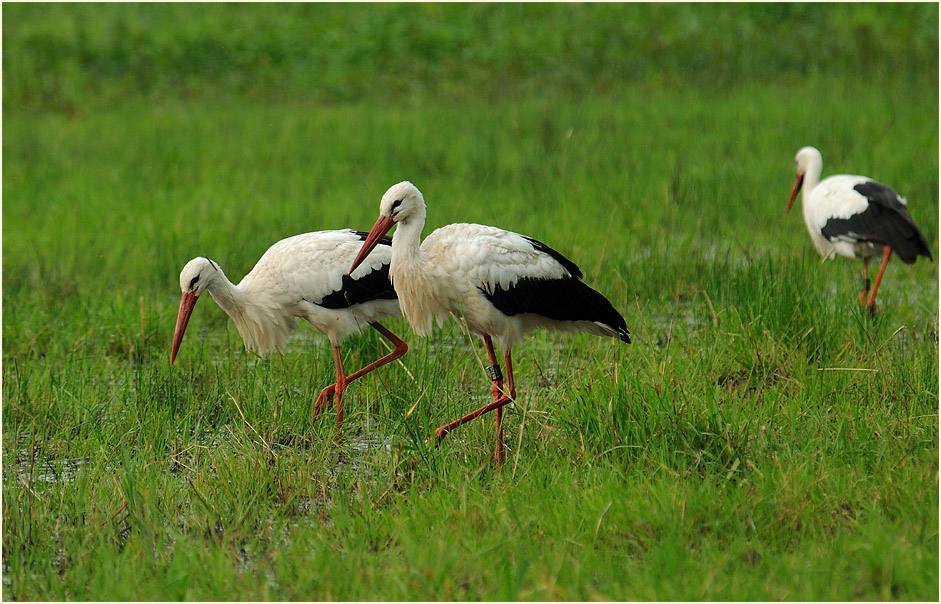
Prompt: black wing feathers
<box><xmin>319</xmin><ymin>264</ymin><xmax>397</xmax><ymax>309</ymax></box>
<box><xmin>480</xmin><ymin>277</ymin><xmax>630</xmax><ymax>343</ymax></box>
<box><xmin>820</xmin><ymin>181</ymin><xmax>932</xmax><ymax>264</ymax></box>
<box><xmin>522</xmin><ymin>236</ymin><xmax>583</xmax><ymax>278</ymax></box>
<box><xmin>318</xmin><ymin>248</ymin><xmax>397</xmax><ymax>309</ymax></box>
<box><xmin>353</xmin><ymin>232</ymin><xmax>393</xmax><ymax>246</ymax></box>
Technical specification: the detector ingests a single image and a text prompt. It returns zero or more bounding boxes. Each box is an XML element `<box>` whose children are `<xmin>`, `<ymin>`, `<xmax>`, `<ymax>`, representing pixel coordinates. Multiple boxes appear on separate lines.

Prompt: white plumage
<box><xmin>797</xmin><ymin>173</ymin><xmax>879</xmax><ymax>260</ymax></box>
<box><xmin>349</xmin><ymin>181</ymin><xmax>629</xmax><ymax>461</ymax></box>
<box><xmin>387</xmin><ymin>221</ymin><xmax>620</xmax><ymax>345</ymax></box>
<box><xmin>787</xmin><ymin>146</ymin><xmax>932</xmax><ymax>311</ymax></box>
<box><xmin>171</xmin><ymin>229</ymin><xmax>406</xmax><ymax>433</ymax></box>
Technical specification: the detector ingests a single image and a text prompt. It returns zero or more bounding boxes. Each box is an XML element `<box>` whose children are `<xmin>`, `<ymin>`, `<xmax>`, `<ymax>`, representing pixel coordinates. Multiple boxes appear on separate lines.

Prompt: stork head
<box><xmin>349</xmin><ymin>181</ymin><xmax>425</xmax><ymax>273</ymax></box>
<box><xmin>788</xmin><ymin>146</ymin><xmax>823</xmax><ymax>213</ymax></box>
<box><xmin>378</xmin><ymin>181</ymin><xmax>426</xmax><ymax>225</ymax></box>
<box><xmin>171</xmin><ymin>257</ymin><xmax>221</xmax><ymax>365</ymax></box>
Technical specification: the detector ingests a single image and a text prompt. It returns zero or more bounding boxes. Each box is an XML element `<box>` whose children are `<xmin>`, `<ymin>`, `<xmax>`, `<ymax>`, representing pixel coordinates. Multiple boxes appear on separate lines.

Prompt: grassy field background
<box><xmin>3</xmin><ymin>3</ymin><xmax>938</xmax><ymax>600</ymax></box>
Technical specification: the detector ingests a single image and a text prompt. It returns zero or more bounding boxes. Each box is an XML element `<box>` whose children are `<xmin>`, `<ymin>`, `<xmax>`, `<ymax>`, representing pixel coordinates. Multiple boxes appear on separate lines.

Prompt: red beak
<box><xmin>786</xmin><ymin>172</ymin><xmax>804</xmax><ymax>213</ymax></box>
<box><xmin>350</xmin><ymin>215</ymin><xmax>396</xmax><ymax>274</ymax></box>
<box><xmin>170</xmin><ymin>291</ymin><xmax>199</xmax><ymax>366</ymax></box>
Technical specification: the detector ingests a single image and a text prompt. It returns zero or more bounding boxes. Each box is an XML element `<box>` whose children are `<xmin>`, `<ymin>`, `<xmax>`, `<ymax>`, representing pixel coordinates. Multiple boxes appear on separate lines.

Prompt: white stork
<box><xmin>787</xmin><ymin>146</ymin><xmax>932</xmax><ymax>312</ymax></box>
<box><xmin>348</xmin><ymin>181</ymin><xmax>630</xmax><ymax>462</ymax></box>
<box><xmin>171</xmin><ymin>229</ymin><xmax>407</xmax><ymax>434</ymax></box>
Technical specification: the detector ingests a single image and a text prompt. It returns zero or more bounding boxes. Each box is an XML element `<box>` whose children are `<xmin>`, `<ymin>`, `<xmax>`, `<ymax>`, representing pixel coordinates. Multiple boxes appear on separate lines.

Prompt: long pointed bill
<box><xmin>349</xmin><ymin>215</ymin><xmax>396</xmax><ymax>274</ymax></box>
<box><xmin>786</xmin><ymin>172</ymin><xmax>804</xmax><ymax>213</ymax></box>
<box><xmin>170</xmin><ymin>291</ymin><xmax>199</xmax><ymax>366</ymax></box>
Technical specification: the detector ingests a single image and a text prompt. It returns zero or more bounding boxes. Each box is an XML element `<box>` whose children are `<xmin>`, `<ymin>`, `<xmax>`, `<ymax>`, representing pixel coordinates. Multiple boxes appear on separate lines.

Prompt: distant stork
<box><xmin>787</xmin><ymin>146</ymin><xmax>932</xmax><ymax>312</ymax></box>
<box><xmin>349</xmin><ymin>181</ymin><xmax>629</xmax><ymax>462</ymax></box>
<box><xmin>171</xmin><ymin>230</ymin><xmax>407</xmax><ymax>434</ymax></box>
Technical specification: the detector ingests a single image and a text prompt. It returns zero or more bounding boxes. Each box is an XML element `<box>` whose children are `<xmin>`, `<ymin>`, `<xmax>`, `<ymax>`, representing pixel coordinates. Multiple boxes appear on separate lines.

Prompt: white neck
<box><xmin>800</xmin><ymin>157</ymin><xmax>824</xmax><ymax>238</ymax></box>
<box><xmin>203</xmin><ymin>267</ymin><xmax>243</xmax><ymax>319</ymax></box>
<box><xmin>391</xmin><ymin>214</ymin><xmax>424</xmax><ymax>261</ymax></box>
<box><xmin>204</xmin><ymin>266</ymin><xmax>293</xmax><ymax>356</ymax></box>
<box><xmin>388</xmin><ymin>210</ymin><xmax>442</xmax><ymax>336</ymax></box>
<box><xmin>801</xmin><ymin>160</ymin><xmax>822</xmax><ymax>201</ymax></box>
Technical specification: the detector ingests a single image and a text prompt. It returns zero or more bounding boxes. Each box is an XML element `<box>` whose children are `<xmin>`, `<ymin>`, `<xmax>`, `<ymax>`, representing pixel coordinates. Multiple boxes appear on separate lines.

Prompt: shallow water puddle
<box><xmin>333</xmin><ymin>432</ymin><xmax>395</xmax><ymax>476</ymax></box>
<box><xmin>5</xmin><ymin>455</ymin><xmax>91</xmax><ymax>488</ymax></box>
<box><xmin>4</xmin><ymin>432</ymin><xmax>93</xmax><ymax>490</ymax></box>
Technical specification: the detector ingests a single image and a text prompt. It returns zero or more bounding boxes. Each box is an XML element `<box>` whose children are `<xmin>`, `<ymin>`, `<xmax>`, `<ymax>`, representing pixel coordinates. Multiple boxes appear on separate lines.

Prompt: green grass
<box><xmin>4</xmin><ymin>3</ymin><xmax>936</xmax><ymax>112</ymax></box>
<box><xmin>3</xmin><ymin>3</ymin><xmax>939</xmax><ymax>601</ymax></box>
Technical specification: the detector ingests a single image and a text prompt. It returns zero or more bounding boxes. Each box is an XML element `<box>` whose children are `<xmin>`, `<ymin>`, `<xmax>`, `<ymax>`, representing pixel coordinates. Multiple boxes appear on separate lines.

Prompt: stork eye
<box><xmin>189</xmin><ymin>275</ymin><xmax>200</xmax><ymax>289</ymax></box>
<box><xmin>390</xmin><ymin>199</ymin><xmax>403</xmax><ymax>214</ymax></box>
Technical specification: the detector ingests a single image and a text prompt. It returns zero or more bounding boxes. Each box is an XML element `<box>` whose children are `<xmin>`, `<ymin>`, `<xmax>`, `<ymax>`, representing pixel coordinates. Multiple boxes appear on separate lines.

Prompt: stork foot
<box><xmin>866</xmin><ymin>300</ymin><xmax>879</xmax><ymax>316</ymax></box>
<box><xmin>313</xmin><ymin>385</ymin><xmax>335</xmax><ymax>418</ymax></box>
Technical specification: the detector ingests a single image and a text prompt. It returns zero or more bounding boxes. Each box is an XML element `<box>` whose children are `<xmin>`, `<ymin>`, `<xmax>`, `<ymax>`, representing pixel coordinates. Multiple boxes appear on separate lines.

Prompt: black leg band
<box><xmin>863</xmin><ymin>278</ymin><xmax>871</xmax><ymax>291</ymax></box>
<box><xmin>487</xmin><ymin>364</ymin><xmax>503</xmax><ymax>382</ymax></box>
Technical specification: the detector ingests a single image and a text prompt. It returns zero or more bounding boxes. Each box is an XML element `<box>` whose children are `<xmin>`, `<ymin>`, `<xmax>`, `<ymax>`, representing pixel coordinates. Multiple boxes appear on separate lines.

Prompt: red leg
<box><xmin>866</xmin><ymin>245</ymin><xmax>892</xmax><ymax>313</ymax></box>
<box><xmin>433</xmin><ymin>395</ymin><xmax>513</xmax><ymax>448</ymax></box>
<box><xmin>313</xmin><ymin>323</ymin><xmax>408</xmax><ymax>418</ymax></box>
<box><xmin>503</xmin><ymin>348</ymin><xmax>518</xmax><ymax>461</ymax></box>
<box><xmin>495</xmin><ymin>346</ymin><xmax>517</xmax><ymax>463</ymax></box>
<box><xmin>504</xmin><ymin>347</ymin><xmax>516</xmax><ymax>400</ymax></box>
<box><xmin>338</xmin><ymin>323</ymin><xmax>408</xmax><ymax>386</ymax></box>
<box><xmin>434</xmin><ymin>335</ymin><xmax>512</xmax><ymax>462</ymax></box>
<box><xmin>482</xmin><ymin>336</ymin><xmax>506</xmax><ymax>463</ymax></box>
<box><xmin>332</xmin><ymin>344</ymin><xmax>347</xmax><ymax>437</ymax></box>
<box><xmin>858</xmin><ymin>257</ymin><xmax>870</xmax><ymax>307</ymax></box>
